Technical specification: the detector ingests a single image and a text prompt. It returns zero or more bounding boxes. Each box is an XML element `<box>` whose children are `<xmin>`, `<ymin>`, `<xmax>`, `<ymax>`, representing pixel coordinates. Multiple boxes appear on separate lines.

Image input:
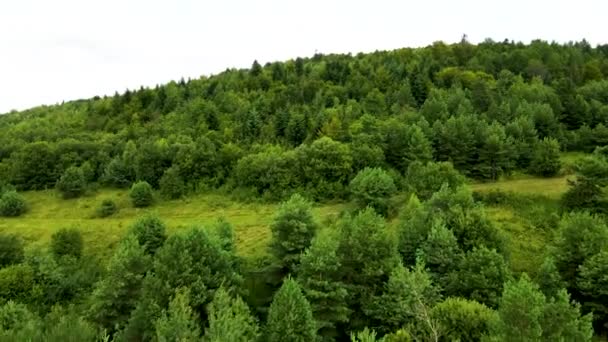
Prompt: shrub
<box><xmin>0</xmin><ymin>264</ymin><xmax>35</xmax><ymax>302</ymax></box>
<box><xmin>529</xmin><ymin>138</ymin><xmax>562</xmax><ymax>177</ymax></box>
<box><xmin>0</xmin><ymin>234</ymin><xmax>24</xmax><ymax>268</ymax></box>
<box><xmin>404</xmin><ymin>161</ymin><xmax>466</xmax><ymax>200</ymax></box>
<box><xmin>97</xmin><ymin>199</ymin><xmax>118</xmax><ymax>218</ymax></box>
<box><xmin>349</xmin><ymin>167</ymin><xmax>396</xmax><ymax>216</ymax></box>
<box><xmin>130</xmin><ymin>214</ymin><xmax>167</xmax><ymax>255</ymax></box>
<box><xmin>159</xmin><ymin>166</ymin><xmax>186</xmax><ymax>199</ymax></box>
<box><xmin>50</xmin><ymin>228</ymin><xmax>83</xmax><ymax>259</ymax></box>
<box><xmin>130</xmin><ymin>181</ymin><xmax>153</xmax><ymax>208</ymax></box>
<box><xmin>0</xmin><ymin>191</ymin><xmax>27</xmax><ymax>217</ymax></box>
<box><xmin>56</xmin><ymin>166</ymin><xmax>86</xmax><ymax>199</ymax></box>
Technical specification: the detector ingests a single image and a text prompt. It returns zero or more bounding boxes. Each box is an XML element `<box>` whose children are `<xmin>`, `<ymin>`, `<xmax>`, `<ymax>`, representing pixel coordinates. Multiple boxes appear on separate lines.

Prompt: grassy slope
<box><xmin>471</xmin><ymin>175</ymin><xmax>569</xmax><ymax>275</ymax></box>
<box><xmin>2</xmin><ymin>157</ymin><xmax>578</xmax><ymax>274</ymax></box>
<box><xmin>0</xmin><ymin>189</ymin><xmax>346</xmax><ymax>258</ymax></box>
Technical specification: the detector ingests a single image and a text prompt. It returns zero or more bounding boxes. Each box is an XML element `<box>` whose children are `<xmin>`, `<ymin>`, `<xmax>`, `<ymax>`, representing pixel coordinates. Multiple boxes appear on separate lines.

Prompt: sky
<box><xmin>0</xmin><ymin>0</ymin><xmax>607</xmax><ymax>114</ymax></box>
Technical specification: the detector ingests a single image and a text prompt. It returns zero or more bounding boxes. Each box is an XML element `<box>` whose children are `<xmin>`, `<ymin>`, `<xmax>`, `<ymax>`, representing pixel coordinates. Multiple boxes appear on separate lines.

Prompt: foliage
<box><xmin>159</xmin><ymin>166</ymin><xmax>186</xmax><ymax>199</ymax></box>
<box><xmin>430</xmin><ymin>297</ymin><xmax>497</xmax><ymax>342</ymax></box>
<box><xmin>266</xmin><ymin>277</ymin><xmax>316</xmax><ymax>342</ymax></box>
<box><xmin>205</xmin><ymin>287</ymin><xmax>260</xmax><ymax>342</ymax></box>
<box><xmin>350</xmin><ymin>167</ymin><xmax>397</xmax><ymax>216</ymax></box>
<box><xmin>130</xmin><ymin>180</ymin><xmax>154</xmax><ymax>208</ymax></box>
<box><xmin>0</xmin><ymin>191</ymin><xmax>27</xmax><ymax>217</ymax></box>
<box><xmin>56</xmin><ymin>166</ymin><xmax>87</xmax><ymax>199</ymax></box>
<box><xmin>0</xmin><ymin>234</ymin><xmax>24</xmax><ymax>269</ymax></box>
<box><xmin>403</xmin><ymin>161</ymin><xmax>466</xmax><ymax>200</ymax></box>
<box><xmin>270</xmin><ymin>193</ymin><xmax>317</xmax><ymax>274</ymax></box>
<box><xmin>297</xmin><ymin>229</ymin><xmax>350</xmax><ymax>340</ymax></box>
<box><xmin>129</xmin><ymin>213</ymin><xmax>167</xmax><ymax>255</ymax></box>
<box><xmin>88</xmin><ymin>235</ymin><xmax>152</xmax><ymax>332</ymax></box>
<box><xmin>529</xmin><ymin>137</ymin><xmax>562</xmax><ymax>177</ymax></box>
<box><xmin>50</xmin><ymin>228</ymin><xmax>83</xmax><ymax>259</ymax></box>
<box><xmin>96</xmin><ymin>199</ymin><xmax>118</xmax><ymax>218</ymax></box>
<box><xmin>155</xmin><ymin>288</ymin><xmax>201</xmax><ymax>342</ymax></box>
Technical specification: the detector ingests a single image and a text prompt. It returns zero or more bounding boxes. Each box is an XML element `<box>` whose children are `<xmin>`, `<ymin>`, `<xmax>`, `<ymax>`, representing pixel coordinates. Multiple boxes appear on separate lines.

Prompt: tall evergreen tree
<box><xmin>297</xmin><ymin>229</ymin><xmax>350</xmax><ymax>341</ymax></box>
<box><xmin>266</xmin><ymin>277</ymin><xmax>316</xmax><ymax>342</ymax></box>
<box><xmin>270</xmin><ymin>194</ymin><xmax>318</xmax><ymax>275</ymax></box>
<box><xmin>205</xmin><ymin>288</ymin><xmax>260</xmax><ymax>342</ymax></box>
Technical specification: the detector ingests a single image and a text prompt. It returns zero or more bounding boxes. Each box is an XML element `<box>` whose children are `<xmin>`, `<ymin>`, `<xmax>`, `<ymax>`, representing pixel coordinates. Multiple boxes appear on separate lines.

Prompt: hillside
<box><xmin>2</xmin><ymin>40</ymin><xmax>608</xmax><ymax>340</ymax></box>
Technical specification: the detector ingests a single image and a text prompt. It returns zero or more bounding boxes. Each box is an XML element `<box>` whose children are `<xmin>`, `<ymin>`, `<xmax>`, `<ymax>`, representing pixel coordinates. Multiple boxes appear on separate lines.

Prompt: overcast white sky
<box><xmin>0</xmin><ymin>0</ymin><xmax>606</xmax><ymax>113</ymax></box>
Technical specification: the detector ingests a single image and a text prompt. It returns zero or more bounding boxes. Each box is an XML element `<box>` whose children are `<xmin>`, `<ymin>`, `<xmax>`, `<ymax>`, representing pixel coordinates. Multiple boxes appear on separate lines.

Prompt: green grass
<box><xmin>0</xmin><ymin>189</ymin><xmax>347</xmax><ymax>258</ymax></box>
<box><xmin>471</xmin><ymin>175</ymin><xmax>569</xmax><ymax>200</ymax></box>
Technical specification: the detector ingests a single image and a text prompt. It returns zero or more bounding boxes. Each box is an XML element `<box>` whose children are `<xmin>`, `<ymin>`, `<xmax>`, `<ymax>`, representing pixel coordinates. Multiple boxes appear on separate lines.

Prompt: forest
<box><xmin>1</xmin><ymin>38</ymin><xmax>608</xmax><ymax>341</ymax></box>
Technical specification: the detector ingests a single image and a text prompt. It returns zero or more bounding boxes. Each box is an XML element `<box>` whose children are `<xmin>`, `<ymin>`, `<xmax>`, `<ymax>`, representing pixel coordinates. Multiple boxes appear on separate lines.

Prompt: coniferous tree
<box><xmin>270</xmin><ymin>194</ymin><xmax>317</xmax><ymax>275</ymax></box>
<box><xmin>297</xmin><ymin>229</ymin><xmax>350</xmax><ymax>341</ymax></box>
<box><xmin>155</xmin><ymin>288</ymin><xmax>201</xmax><ymax>342</ymax></box>
<box><xmin>205</xmin><ymin>288</ymin><xmax>260</xmax><ymax>342</ymax></box>
<box><xmin>89</xmin><ymin>235</ymin><xmax>152</xmax><ymax>332</ymax></box>
<box><xmin>266</xmin><ymin>277</ymin><xmax>316</xmax><ymax>342</ymax></box>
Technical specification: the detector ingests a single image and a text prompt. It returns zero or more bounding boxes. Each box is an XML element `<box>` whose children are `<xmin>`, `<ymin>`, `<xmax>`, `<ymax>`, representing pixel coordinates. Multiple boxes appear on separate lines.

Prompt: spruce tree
<box><xmin>205</xmin><ymin>288</ymin><xmax>260</xmax><ymax>342</ymax></box>
<box><xmin>266</xmin><ymin>277</ymin><xmax>316</xmax><ymax>342</ymax></box>
<box><xmin>88</xmin><ymin>235</ymin><xmax>152</xmax><ymax>332</ymax></box>
<box><xmin>297</xmin><ymin>229</ymin><xmax>350</xmax><ymax>340</ymax></box>
<box><xmin>270</xmin><ymin>194</ymin><xmax>317</xmax><ymax>275</ymax></box>
<box><xmin>155</xmin><ymin>288</ymin><xmax>201</xmax><ymax>342</ymax></box>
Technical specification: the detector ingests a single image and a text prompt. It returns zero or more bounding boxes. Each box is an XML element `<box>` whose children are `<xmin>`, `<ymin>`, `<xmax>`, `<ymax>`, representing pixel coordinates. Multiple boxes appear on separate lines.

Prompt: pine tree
<box><xmin>266</xmin><ymin>277</ymin><xmax>316</xmax><ymax>342</ymax></box>
<box><xmin>419</xmin><ymin>222</ymin><xmax>462</xmax><ymax>288</ymax></box>
<box><xmin>270</xmin><ymin>194</ymin><xmax>318</xmax><ymax>275</ymax></box>
<box><xmin>205</xmin><ymin>288</ymin><xmax>260</xmax><ymax>342</ymax></box>
<box><xmin>88</xmin><ymin>235</ymin><xmax>152</xmax><ymax>332</ymax></box>
<box><xmin>155</xmin><ymin>288</ymin><xmax>201</xmax><ymax>342</ymax></box>
<box><xmin>297</xmin><ymin>229</ymin><xmax>350</xmax><ymax>341</ymax></box>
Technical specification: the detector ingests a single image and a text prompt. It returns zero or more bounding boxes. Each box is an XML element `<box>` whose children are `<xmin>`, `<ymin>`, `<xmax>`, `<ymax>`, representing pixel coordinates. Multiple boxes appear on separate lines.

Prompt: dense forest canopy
<box><xmin>1</xmin><ymin>38</ymin><xmax>608</xmax><ymax>341</ymax></box>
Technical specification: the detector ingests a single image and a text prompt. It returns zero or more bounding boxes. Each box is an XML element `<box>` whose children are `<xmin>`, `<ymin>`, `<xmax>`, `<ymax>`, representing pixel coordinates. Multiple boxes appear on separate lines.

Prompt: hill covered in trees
<box><xmin>1</xmin><ymin>38</ymin><xmax>608</xmax><ymax>340</ymax></box>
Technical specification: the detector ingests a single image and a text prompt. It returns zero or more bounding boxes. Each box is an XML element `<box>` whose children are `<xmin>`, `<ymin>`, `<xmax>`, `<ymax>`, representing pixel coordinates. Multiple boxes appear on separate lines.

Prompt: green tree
<box><xmin>297</xmin><ymin>229</ymin><xmax>350</xmax><ymax>341</ymax></box>
<box><xmin>130</xmin><ymin>180</ymin><xmax>154</xmax><ymax>208</ymax></box>
<box><xmin>365</xmin><ymin>263</ymin><xmax>440</xmax><ymax>337</ymax></box>
<box><xmin>447</xmin><ymin>247</ymin><xmax>509</xmax><ymax>308</ymax></box>
<box><xmin>551</xmin><ymin>212</ymin><xmax>608</xmax><ymax>288</ymax></box>
<box><xmin>350</xmin><ymin>167</ymin><xmax>397</xmax><ymax>216</ymax></box>
<box><xmin>155</xmin><ymin>288</ymin><xmax>201</xmax><ymax>342</ymax></box>
<box><xmin>494</xmin><ymin>275</ymin><xmax>545</xmax><ymax>341</ymax></box>
<box><xmin>205</xmin><ymin>287</ymin><xmax>260</xmax><ymax>342</ymax></box>
<box><xmin>88</xmin><ymin>235</ymin><xmax>152</xmax><ymax>332</ymax></box>
<box><xmin>0</xmin><ymin>191</ymin><xmax>27</xmax><ymax>217</ymax></box>
<box><xmin>159</xmin><ymin>166</ymin><xmax>186</xmax><ymax>199</ymax></box>
<box><xmin>535</xmin><ymin>257</ymin><xmax>566</xmax><ymax>299</ymax></box>
<box><xmin>50</xmin><ymin>228</ymin><xmax>83</xmax><ymax>259</ymax></box>
<box><xmin>336</xmin><ymin>208</ymin><xmax>400</xmax><ymax>331</ymax></box>
<box><xmin>270</xmin><ymin>194</ymin><xmax>317</xmax><ymax>275</ymax></box>
<box><xmin>56</xmin><ymin>166</ymin><xmax>86</xmax><ymax>199</ymax></box>
<box><xmin>529</xmin><ymin>137</ymin><xmax>561</xmax><ymax>177</ymax></box>
<box><xmin>431</xmin><ymin>297</ymin><xmax>497</xmax><ymax>342</ymax></box>
<box><xmin>403</xmin><ymin>161</ymin><xmax>465</xmax><ymax>200</ymax></box>
<box><xmin>0</xmin><ymin>234</ymin><xmax>24</xmax><ymax>268</ymax></box>
<box><xmin>130</xmin><ymin>214</ymin><xmax>167</xmax><ymax>255</ymax></box>
<box><xmin>578</xmin><ymin>251</ymin><xmax>608</xmax><ymax>329</ymax></box>
<box><xmin>266</xmin><ymin>277</ymin><xmax>316</xmax><ymax>342</ymax></box>
<box><xmin>419</xmin><ymin>222</ymin><xmax>462</xmax><ymax>288</ymax></box>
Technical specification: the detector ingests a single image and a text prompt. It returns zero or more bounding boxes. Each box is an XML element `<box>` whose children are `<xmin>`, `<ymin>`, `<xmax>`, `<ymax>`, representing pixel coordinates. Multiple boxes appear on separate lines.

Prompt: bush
<box><xmin>159</xmin><ymin>166</ymin><xmax>186</xmax><ymax>199</ymax></box>
<box><xmin>130</xmin><ymin>214</ymin><xmax>167</xmax><ymax>255</ymax></box>
<box><xmin>50</xmin><ymin>228</ymin><xmax>83</xmax><ymax>259</ymax></box>
<box><xmin>130</xmin><ymin>181</ymin><xmax>153</xmax><ymax>208</ymax></box>
<box><xmin>0</xmin><ymin>191</ymin><xmax>27</xmax><ymax>217</ymax></box>
<box><xmin>0</xmin><ymin>234</ymin><xmax>24</xmax><ymax>269</ymax></box>
<box><xmin>56</xmin><ymin>166</ymin><xmax>86</xmax><ymax>199</ymax></box>
<box><xmin>97</xmin><ymin>199</ymin><xmax>118</xmax><ymax>218</ymax></box>
<box><xmin>529</xmin><ymin>138</ymin><xmax>562</xmax><ymax>177</ymax></box>
<box><xmin>0</xmin><ymin>264</ymin><xmax>34</xmax><ymax>302</ymax></box>
<box><xmin>431</xmin><ymin>297</ymin><xmax>497</xmax><ymax>341</ymax></box>
<box><xmin>404</xmin><ymin>161</ymin><xmax>466</xmax><ymax>200</ymax></box>
<box><xmin>350</xmin><ymin>167</ymin><xmax>397</xmax><ymax>216</ymax></box>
